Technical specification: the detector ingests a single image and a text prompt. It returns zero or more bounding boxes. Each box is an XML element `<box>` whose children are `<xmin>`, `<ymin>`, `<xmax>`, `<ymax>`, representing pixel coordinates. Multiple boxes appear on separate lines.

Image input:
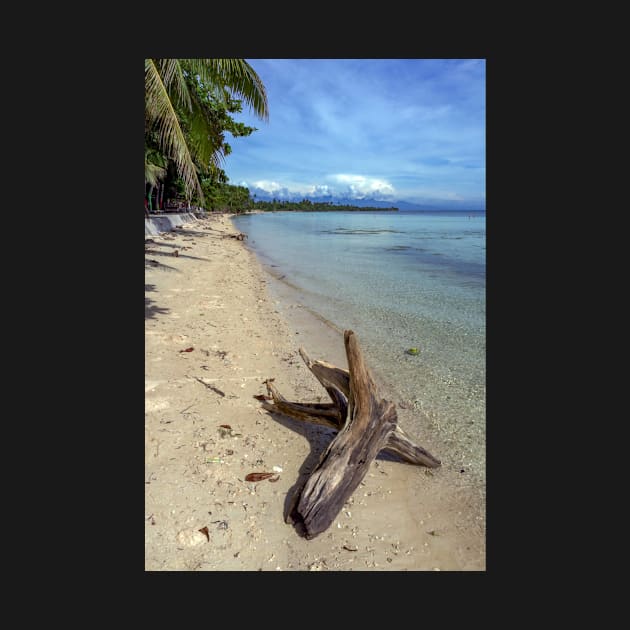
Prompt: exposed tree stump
<box><xmin>260</xmin><ymin>329</ymin><xmax>440</xmax><ymax>539</ymax></box>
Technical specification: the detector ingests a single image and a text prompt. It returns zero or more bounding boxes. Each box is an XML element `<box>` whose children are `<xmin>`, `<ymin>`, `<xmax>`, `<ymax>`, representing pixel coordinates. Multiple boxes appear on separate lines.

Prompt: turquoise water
<box><xmin>232</xmin><ymin>210</ymin><xmax>485</xmax><ymax>486</ymax></box>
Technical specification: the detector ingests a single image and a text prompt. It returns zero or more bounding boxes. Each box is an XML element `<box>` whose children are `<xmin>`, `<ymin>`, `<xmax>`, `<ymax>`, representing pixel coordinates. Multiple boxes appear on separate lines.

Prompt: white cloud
<box><xmin>239</xmin><ymin>175</ymin><xmax>398</xmax><ymax>201</ymax></box>
<box><xmin>251</xmin><ymin>180</ymin><xmax>284</xmax><ymax>193</ymax></box>
<box><xmin>330</xmin><ymin>174</ymin><xmax>395</xmax><ymax>199</ymax></box>
<box><xmin>245</xmin><ymin>182</ymin><xmax>294</xmax><ymax>199</ymax></box>
<box><xmin>307</xmin><ymin>184</ymin><xmax>332</xmax><ymax>196</ymax></box>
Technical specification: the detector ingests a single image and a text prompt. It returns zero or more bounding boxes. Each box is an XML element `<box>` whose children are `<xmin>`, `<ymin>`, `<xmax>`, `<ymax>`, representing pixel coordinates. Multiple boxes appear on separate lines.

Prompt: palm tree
<box><xmin>145</xmin><ymin>147</ymin><xmax>167</xmax><ymax>212</ymax></box>
<box><xmin>145</xmin><ymin>59</ymin><xmax>268</xmax><ymax>204</ymax></box>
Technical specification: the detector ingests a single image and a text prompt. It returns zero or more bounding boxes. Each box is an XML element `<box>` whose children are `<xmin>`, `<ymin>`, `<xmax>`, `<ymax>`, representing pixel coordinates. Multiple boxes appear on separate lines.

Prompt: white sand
<box><xmin>145</xmin><ymin>214</ymin><xmax>485</xmax><ymax>570</ymax></box>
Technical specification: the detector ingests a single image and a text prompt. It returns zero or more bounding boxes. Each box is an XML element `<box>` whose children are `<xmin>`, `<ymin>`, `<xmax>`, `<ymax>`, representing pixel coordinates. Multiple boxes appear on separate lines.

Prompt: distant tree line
<box><xmin>248</xmin><ymin>198</ymin><xmax>399</xmax><ymax>212</ymax></box>
<box><xmin>187</xmin><ymin>189</ymin><xmax>399</xmax><ymax>214</ymax></box>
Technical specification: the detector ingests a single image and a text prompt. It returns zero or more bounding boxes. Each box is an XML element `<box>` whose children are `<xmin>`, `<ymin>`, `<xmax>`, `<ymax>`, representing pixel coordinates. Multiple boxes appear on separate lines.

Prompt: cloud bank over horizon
<box><xmin>227</xmin><ymin>59</ymin><xmax>485</xmax><ymax>210</ymax></box>
<box><xmin>239</xmin><ymin>173</ymin><xmax>397</xmax><ymax>201</ymax></box>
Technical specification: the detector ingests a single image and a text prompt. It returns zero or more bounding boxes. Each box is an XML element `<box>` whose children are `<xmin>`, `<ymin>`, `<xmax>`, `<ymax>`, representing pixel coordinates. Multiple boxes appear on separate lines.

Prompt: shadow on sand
<box><xmin>145</xmin><ymin>248</ymin><xmax>212</xmax><ymax>263</ymax></box>
<box><xmin>260</xmin><ymin>405</ymin><xmax>403</xmax><ymax>537</ymax></box>
<box><xmin>145</xmin><ymin>283</ymin><xmax>170</xmax><ymax>320</ymax></box>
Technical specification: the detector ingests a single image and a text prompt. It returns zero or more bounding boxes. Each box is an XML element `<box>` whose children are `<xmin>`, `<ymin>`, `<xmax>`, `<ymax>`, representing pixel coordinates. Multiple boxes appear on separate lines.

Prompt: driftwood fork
<box><xmin>260</xmin><ymin>329</ymin><xmax>440</xmax><ymax>539</ymax></box>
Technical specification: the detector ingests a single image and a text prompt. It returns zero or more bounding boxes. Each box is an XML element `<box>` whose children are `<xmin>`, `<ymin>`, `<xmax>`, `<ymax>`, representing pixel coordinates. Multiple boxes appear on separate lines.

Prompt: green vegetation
<box><xmin>196</xmin><ymin>193</ymin><xmax>399</xmax><ymax>213</ymax></box>
<box><xmin>144</xmin><ymin>59</ymin><xmax>397</xmax><ymax>215</ymax></box>
<box><xmin>145</xmin><ymin>59</ymin><xmax>268</xmax><ymax>211</ymax></box>
<box><xmin>203</xmin><ymin>183</ymin><xmax>255</xmax><ymax>213</ymax></box>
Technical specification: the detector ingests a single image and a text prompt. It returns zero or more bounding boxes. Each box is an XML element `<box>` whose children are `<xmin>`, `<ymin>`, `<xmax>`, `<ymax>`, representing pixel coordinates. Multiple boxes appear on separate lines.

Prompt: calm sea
<box><xmin>232</xmin><ymin>210</ymin><xmax>486</xmax><ymax>486</ymax></box>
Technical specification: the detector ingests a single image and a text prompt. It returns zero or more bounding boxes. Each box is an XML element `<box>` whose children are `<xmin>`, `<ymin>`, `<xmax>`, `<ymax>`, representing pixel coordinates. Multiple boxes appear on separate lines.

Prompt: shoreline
<box><xmin>145</xmin><ymin>214</ymin><xmax>485</xmax><ymax>570</ymax></box>
<box><xmin>234</xmin><ymin>212</ymin><xmax>486</xmax><ymax>492</ymax></box>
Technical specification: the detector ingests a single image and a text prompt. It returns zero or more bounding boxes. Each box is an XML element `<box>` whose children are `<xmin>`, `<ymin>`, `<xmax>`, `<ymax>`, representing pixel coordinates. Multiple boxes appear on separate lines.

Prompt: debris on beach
<box><xmin>179</xmin><ymin>346</ymin><xmax>194</xmax><ymax>353</ymax></box>
<box><xmin>176</xmin><ymin>528</ymin><xmax>209</xmax><ymax>547</ymax></box>
<box><xmin>223</xmin><ymin>232</ymin><xmax>248</xmax><ymax>241</ymax></box>
<box><xmin>198</xmin><ymin>526</ymin><xmax>210</xmax><ymax>541</ymax></box>
<box><xmin>245</xmin><ymin>472</ymin><xmax>276</xmax><ymax>482</ymax></box>
<box><xmin>406</xmin><ymin>347</ymin><xmax>420</xmax><ymax>355</ymax></box>
<box><xmin>218</xmin><ymin>425</ymin><xmax>239</xmax><ymax>438</ymax></box>
<box><xmin>308</xmin><ymin>561</ymin><xmax>326</xmax><ymax>571</ymax></box>
<box><xmin>194</xmin><ymin>377</ymin><xmax>226</xmax><ymax>397</ymax></box>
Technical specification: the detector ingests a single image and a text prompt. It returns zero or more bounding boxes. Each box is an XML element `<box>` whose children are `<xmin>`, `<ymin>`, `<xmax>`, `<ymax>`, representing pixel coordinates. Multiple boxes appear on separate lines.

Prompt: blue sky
<box><xmin>226</xmin><ymin>59</ymin><xmax>485</xmax><ymax>210</ymax></box>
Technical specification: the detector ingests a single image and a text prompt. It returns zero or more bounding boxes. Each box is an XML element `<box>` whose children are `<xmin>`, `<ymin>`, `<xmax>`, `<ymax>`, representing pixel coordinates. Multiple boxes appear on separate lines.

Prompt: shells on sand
<box><xmin>176</xmin><ymin>528</ymin><xmax>209</xmax><ymax>547</ymax></box>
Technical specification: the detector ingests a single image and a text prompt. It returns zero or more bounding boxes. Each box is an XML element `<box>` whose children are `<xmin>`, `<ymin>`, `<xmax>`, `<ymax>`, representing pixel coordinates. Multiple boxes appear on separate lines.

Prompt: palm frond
<box><xmin>183</xmin><ymin>59</ymin><xmax>269</xmax><ymax>121</ymax></box>
<box><xmin>145</xmin><ymin>162</ymin><xmax>167</xmax><ymax>187</ymax></box>
<box><xmin>155</xmin><ymin>58</ymin><xmax>192</xmax><ymax>113</ymax></box>
<box><xmin>145</xmin><ymin>147</ymin><xmax>167</xmax><ymax>168</ymax></box>
<box><xmin>145</xmin><ymin>147</ymin><xmax>168</xmax><ymax>186</ymax></box>
<box><xmin>185</xmin><ymin>95</ymin><xmax>223</xmax><ymax>172</ymax></box>
<box><xmin>145</xmin><ymin>59</ymin><xmax>203</xmax><ymax>201</ymax></box>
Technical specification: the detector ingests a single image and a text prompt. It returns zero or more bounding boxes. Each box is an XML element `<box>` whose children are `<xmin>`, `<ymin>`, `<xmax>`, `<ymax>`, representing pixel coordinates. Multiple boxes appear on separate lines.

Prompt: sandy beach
<box><xmin>145</xmin><ymin>214</ymin><xmax>485</xmax><ymax>571</ymax></box>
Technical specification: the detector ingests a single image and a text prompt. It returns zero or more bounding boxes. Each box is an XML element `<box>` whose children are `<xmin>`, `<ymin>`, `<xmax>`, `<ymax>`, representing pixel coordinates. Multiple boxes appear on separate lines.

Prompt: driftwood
<box><xmin>223</xmin><ymin>232</ymin><xmax>247</xmax><ymax>241</ymax></box>
<box><xmin>260</xmin><ymin>329</ymin><xmax>440</xmax><ymax>539</ymax></box>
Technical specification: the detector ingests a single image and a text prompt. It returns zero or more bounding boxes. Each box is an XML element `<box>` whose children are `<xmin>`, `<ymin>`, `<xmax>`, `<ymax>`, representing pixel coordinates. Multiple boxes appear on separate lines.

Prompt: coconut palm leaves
<box><xmin>144</xmin><ymin>147</ymin><xmax>167</xmax><ymax>188</ymax></box>
<box><xmin>145</xmin><ymin>59</ymin><xmax>200</xmax><ymax>200</ymax></box>
<box><xmin>145</xmin><ymin>59</ymin><xmax>268</xmax><ymax>203</ymax></box>
<box><xmin>183</xmin><ymin>59</ymin><xmax>269</xmax><ymax>123</ymax></box>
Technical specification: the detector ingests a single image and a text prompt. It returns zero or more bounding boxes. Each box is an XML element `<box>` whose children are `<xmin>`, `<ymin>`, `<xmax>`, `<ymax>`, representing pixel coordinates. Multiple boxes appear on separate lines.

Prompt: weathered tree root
<box><xmin>259</xmin><ymin>329</ymin><xmax>440</xmax><ymax>539</ymax></box>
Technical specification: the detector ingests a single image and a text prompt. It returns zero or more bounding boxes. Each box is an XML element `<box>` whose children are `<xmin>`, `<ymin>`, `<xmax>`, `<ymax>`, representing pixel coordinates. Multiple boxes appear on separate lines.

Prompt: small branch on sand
<box><xmin>193</xmin><ymin>377</ymin><xmax>226</xmax><ymax>397</ymax></box>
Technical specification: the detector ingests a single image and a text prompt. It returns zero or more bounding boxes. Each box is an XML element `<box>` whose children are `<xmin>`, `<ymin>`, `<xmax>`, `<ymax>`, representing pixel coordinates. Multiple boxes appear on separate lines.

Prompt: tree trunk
<box><xmin>158</xmin><ymin>182</ymin><xmax>164</xmax><ymax>211</ymax></box>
